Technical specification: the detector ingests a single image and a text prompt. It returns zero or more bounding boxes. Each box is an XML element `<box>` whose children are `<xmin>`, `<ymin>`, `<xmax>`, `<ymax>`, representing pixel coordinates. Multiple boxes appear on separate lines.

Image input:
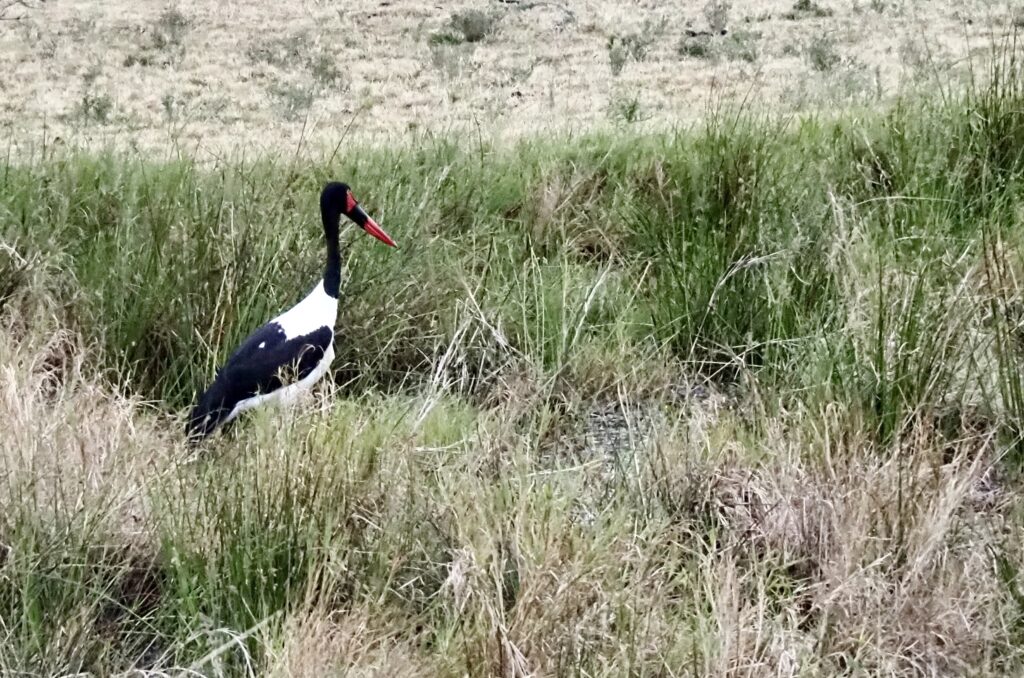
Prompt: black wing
<box><xmin>186</xmin><ymin>322</ymin><xmax>333</xmax><ymax>440</ymax></box>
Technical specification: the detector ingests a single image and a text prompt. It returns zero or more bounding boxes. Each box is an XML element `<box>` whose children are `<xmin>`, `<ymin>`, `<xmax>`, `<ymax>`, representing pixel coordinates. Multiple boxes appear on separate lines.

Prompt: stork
<box><xmin>185</xmin><ymin>181</ymin><xmax>396</xmax><ymax>441</ymax></box>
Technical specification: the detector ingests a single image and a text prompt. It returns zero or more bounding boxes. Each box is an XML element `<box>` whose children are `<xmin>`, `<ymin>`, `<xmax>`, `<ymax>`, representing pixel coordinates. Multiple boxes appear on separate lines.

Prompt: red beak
<box><xmin>350</xmin><ymin>202</ymin><xmax>397</xmax><ymax>247</ymax></box>
<box><xmin>347</xmin><ymin>192</ymin><xmax>396</xmax><ymax>247</ymax></box>
<box><xmin>363</xmin><ymin>215</ymin><xmax>397</xmax><ymax>248</ymax></box>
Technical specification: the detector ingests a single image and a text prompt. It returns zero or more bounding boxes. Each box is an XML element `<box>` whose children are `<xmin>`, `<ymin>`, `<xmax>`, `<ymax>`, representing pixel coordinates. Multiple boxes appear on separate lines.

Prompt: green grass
<box><xmin>1</xmin><ymin>44</ymin><xmax>1023</xmax><ymax>676</ymax></box>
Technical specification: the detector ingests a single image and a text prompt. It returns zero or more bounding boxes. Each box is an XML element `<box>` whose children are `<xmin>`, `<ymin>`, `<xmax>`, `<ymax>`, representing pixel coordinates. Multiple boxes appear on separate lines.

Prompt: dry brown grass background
<box><xmin>0</xmin><ymin>0</ymin><xmax>1017</xmax><ymax>154</ymax></box>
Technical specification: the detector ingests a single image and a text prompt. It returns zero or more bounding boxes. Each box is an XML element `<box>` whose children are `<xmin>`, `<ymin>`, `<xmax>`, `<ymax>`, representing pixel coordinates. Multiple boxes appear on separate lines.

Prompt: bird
<box><xmin>185</xmin><ymin>181</ymin><xmax>397</xmax><ymax>442</ymax></box>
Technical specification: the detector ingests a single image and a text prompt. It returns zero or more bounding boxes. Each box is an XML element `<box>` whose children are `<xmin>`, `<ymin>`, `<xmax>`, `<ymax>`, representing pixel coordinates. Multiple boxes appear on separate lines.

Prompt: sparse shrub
<box><xmin>268</xmin><ymin>82</ymin><xmax>314</xmax><ymax>121</ymax></box>
<box><xmin>795</xmin><ymin>0</ymin><xmax>833</xmax><ymax>14</ymax></box>
<box><xmin>678</xmin><ymin>33</ymin><xmax>713</xmax><ymax>59</ymax></box>
<box><xmin>78</xmin><ymin>91</ymin><xmax>113</xmax><ymax>123</ymax></box>
<box><xmin>449</xmin><ymin>8</ymin><xmax>498</xmax><ymax>43</ymax></box>
<box><xmin>308</xmin><ymin>52</ymin><xmax>344</xmax><ymax>87</ymax></box>
<box><xmin>425</xmin><ymin>10</ymin><xmax>498</xmax><ymax>76</ymax></box>
<box><xmin>124</xmin><ymin>6</ymin><xmax>190</xmax><ymax>67</ymax></box>
<box><xmin>608</xmin><ymin>37</ymin><xmax>629</xmax><ymax>75</ymax></box>
<box><xmin>248</xmin><ymin>34</ymin><xmax>346</xmax><ymax>90</ymax></box>
<box><xmin>151</xmin><ymin>6</ymin><xmax>190</xmax><ymax>51</ymax></box>
<box><xmin>122</xmin><ymin>53</ymin><xmax>150</xmax><ymax>67</ymax></box>
<box><xmin>703</xmin><ymin>0</ymin><xmax>732</xmax><ymax>33</ymax></box>
<box><xmin>609</xmin><ymin>92</ymin><xmax>647</xmax><ymax>124</ymax></box>
<box><xmin>82</xmin><ymin>63</ymin><xmax>102</xmax><ymax>86</ymax></box>
<box><xmin>622</xmin><ymin>32</ymin><xmax>653</xmax><ymax>61</ymax></box>
<box><xmin>721</xmin><ymin>29</ymin><xmax>760</xmax><ymax>62</ymax></box>
<box><xmin>428</xmin><ymin>8</ymin><xmax>498</xmax><ymax>45</ymax></box>
<box><xmin>807</xmin><ymin>34</ymin><xmax>841</xmax><ymax>71</ymax></box>
<box><xmin>782</xmin><ymin>0</ymin><xmax>834</xmax><ymax>19</ymax></box>
<box><xmin>677</xmin><ymin>29</ymin><xmax>759</xmax><ymax>63</ymax></box>
<box><xmin>160</xmin><ymin>93</ymin><xmax>177</xmax><ymax>120</ymax></box>
<box><xmin>607</xmin><ymin>21</ymin><xmax>662</xmax><ymax>75</ymax></box>
<box><xmin>247</xmin><ymin>32</ymin><xmax>313</xmax><ymax>70</ymax></box>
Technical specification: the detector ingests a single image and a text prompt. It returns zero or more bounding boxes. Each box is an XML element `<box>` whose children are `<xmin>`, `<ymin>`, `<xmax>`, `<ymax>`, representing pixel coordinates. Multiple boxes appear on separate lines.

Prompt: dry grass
<box><xmin>1</xmin><ymin>288</ymin><xmax>1022</xmax><ymax>674</ymax></box>
<box><xmin>0</xmin><ymin>0</ymin><xmax>1015</xmax><ymax>154</ymax></box>
<box><xmin>0</xmin><ymin>287</ymin><xmax>177</xmax><ymax>545</ymax></box>
<box><xmin>264</xmin><ymin>607</ymin><xmax>438</xmax><ymax>677</ymax></box>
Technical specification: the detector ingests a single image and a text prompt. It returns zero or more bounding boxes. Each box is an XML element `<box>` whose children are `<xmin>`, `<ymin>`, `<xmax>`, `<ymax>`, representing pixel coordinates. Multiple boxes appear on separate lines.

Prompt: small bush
<box><xmin>782</xmin><ymin>0</ymin><xmax>834</xmax><ymax>19</ymax></box>
<box><xmin>160</xmin><ymin>93</ymin><xmax>177</xmax><ymax>120</ymax></box>
<box><xmin>78</xmin><ymin>92</ymin><xmax>113</xmax><ymax>123</ymax></box>
<box><xmin>248</xmin><ymin>34</ymin><xmax>346</xmax><ymax>90</ymax></box>
<box><xmin>608</xmin><ymin>38</ymin><xmax>629</xmax><ymax>75</ymax></box>
<box><xmin>449</xmin><ymin>8</ymin><xmax>497</xmax><ymax>43</ymax></box>
<box><xmin>721</xmin><ymin>29</ymin><xmax>760</xmax><ymax>63</ymax></box>
<box><xmin>703</xmin><ymin>0</ymin><xmax>732</xmax><ymax>33</ymax></box>
<box><xmin>677</xmin><ymin>30</ymin><xmax>759</xmax><ymax>63</ymax></box>
<box><xmin>678</xmin><ymin>34</ymin><xmax>714</xmax><ymax>59</ymax></box>
<box><xmin>123</xmin><ymin>6</ymin><xmax>190</xmax><ymax>67</ymax></box>
<box><xmin>609</xmin><ymin>92</ymin><xmax>647</xmax><ymax>124</ymax></box>
<box><xmin>151</xmin><ymin>6</ymin><xmax>191</xmax><ymax>51</ymax></box>
<box><xmin>807</xmin><ymin>35</ymin><xmax>841</xmax><ymax>71</ymax></box>
<box><xmin>308</xmin><ymin>52</ymin><xmax>344</xmax><ymax>87</ymax></box>
<box><xmin>608</xmin><ymin>21</ymin><xmax>662</xmax><ymax>75</ymax></box>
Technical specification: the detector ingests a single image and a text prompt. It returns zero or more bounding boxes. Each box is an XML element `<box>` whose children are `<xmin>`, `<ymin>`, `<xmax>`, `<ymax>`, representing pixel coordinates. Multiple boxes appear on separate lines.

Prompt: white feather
<box><xmin>272</xmin><ymin>281</ymin><xmax>338</xmax><ymax>340</ymax></box>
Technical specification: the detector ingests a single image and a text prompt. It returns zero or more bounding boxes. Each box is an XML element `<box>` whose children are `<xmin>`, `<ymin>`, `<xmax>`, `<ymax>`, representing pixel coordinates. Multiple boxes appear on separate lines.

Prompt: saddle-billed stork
<box><xmin>185</xmin><ymin>181</ymin><xmax>396</xmax><ymax>441</ymax></box>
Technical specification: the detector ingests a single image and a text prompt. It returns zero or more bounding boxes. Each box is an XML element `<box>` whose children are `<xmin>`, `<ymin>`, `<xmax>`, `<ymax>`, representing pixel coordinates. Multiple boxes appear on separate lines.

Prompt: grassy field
<box><xmin>2</xmin><ymin>36</ymin><xmax>1024</xmax><ymax>677</ymax></box>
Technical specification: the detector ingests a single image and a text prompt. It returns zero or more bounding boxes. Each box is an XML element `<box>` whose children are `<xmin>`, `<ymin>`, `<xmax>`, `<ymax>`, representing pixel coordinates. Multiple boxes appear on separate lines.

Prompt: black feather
<box><xmin>186</xmin><ymin>323</ymin><xmax>333</xmax><ymax>441</ymax></box>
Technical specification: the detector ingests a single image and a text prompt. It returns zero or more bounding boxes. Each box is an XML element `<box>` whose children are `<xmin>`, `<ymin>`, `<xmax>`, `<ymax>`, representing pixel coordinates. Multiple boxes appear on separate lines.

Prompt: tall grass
<box><xmin>0</xmin><ymin>47</ymin><xmax>1023</xmax><ymax>675</ymax></box>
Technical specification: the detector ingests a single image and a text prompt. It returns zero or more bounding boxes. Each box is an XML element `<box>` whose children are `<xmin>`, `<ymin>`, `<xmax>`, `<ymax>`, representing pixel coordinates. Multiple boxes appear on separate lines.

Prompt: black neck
<box><xmin>323</xmin><ymin>211</ymin><xmax>341</xmax><ymax>298</ymax></box>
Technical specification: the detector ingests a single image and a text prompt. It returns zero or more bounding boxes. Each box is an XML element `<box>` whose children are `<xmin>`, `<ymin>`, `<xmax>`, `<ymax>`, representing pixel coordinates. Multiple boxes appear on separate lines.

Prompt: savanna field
<box><xmin>3</xmin><ymin>1</ymin><xmax>1024</xmax><ymax>676</ymax></box>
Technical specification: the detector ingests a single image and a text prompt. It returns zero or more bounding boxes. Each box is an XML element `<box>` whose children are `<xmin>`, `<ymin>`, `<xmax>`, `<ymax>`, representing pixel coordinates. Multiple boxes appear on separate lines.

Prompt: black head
<box><xmin>320</xmin><ymin>181</ymin><xmax>397</xmax><ymax>247</ymax></box>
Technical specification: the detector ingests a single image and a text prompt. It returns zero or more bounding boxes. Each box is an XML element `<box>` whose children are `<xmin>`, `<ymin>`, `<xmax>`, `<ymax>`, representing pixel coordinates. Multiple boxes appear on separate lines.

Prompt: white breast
<box><xmin>272</xmin><ymin>280</ymin><xmax>338</xmax><ymax>340</ymax></box>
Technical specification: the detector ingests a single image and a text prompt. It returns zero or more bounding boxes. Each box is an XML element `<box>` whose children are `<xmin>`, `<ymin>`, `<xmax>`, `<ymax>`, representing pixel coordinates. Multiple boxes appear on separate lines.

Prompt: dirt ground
<box><xmin>0</xmin><ymin>0</ymin><xmax>1018</xmax><ymax>155</ymax></box>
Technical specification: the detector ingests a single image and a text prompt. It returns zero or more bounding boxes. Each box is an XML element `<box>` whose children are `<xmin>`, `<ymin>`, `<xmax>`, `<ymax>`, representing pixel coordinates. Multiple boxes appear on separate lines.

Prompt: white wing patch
<box><xmin>272</xmin><ymin>280</ymin><xmax>339</xmax><ymax>340</ymax></box>
<box><xmin>258</xmin><ymin>341</ymin><xmax>266</xmax><ymax>349</ymax></box>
